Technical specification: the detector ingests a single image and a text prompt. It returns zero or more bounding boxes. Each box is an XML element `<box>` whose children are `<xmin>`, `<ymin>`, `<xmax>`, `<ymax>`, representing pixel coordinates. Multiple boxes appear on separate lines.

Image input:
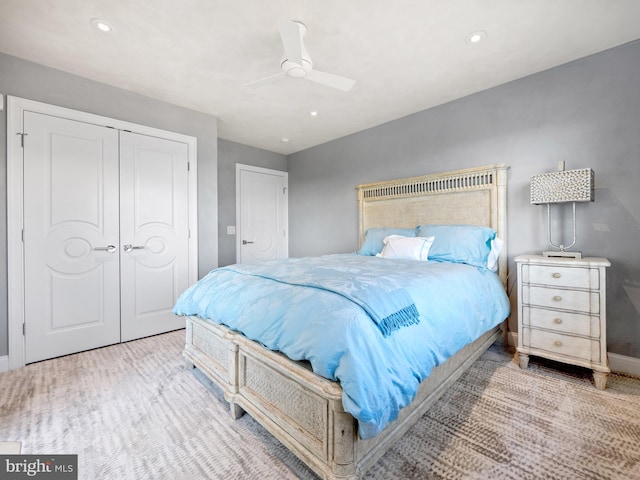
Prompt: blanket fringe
<box><xmin>379</xmin><ymin>304</ymin><xmax>420</xmax><ymax>337</ymax></box>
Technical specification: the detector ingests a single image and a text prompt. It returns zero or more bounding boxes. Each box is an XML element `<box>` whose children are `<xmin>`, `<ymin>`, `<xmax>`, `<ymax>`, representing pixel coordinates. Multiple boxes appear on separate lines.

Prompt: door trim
<box><xmin>235</xmin><ymin>164</ymin><xmax>288</xmax><ymax>264</ymax></box>
<box><xmin>7</xmin><ymin>96</ymin><xmax>198</xmax><ymax>369</ymax></box>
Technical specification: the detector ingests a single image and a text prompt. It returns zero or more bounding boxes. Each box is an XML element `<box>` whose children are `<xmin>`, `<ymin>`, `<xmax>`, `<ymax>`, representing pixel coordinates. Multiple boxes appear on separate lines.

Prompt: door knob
<box><xmin>123</xmin><ymin>244</ymin><xmax>145</xmax><ymax>252</ymax></box>
<box><xmin>94</xmin><ymin>244</ymin><xmax>117</xmax><ymax>253</ymax></box>
<box><xmin>242</xmin><ymin>240</ymin><xmax>254</xmax><ymax>245</ymax></box>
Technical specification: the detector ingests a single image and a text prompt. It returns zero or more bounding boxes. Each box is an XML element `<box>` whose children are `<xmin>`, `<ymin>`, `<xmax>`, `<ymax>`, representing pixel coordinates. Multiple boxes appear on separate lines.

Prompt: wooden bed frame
<box><xmin>184</xmin><ymin>163</ymin><xmax>510</xmax><ymax>479</ymax></box>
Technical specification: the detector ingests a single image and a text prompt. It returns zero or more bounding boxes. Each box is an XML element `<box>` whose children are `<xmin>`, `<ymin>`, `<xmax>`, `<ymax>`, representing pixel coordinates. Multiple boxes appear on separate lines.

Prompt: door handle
<box><xmin>242</xmin><ymin>240</ymin><xmax>254</xmax><ymax>245</ymax></box>
<box><xmin>94</xmin><ymin>244</ymin><xmax>118</xmax><ymax>253</ymax></box>
<box><xmin>123</xmin><ymin>244</ymin><xmax>145</xmax><ymax>252</ymax></box>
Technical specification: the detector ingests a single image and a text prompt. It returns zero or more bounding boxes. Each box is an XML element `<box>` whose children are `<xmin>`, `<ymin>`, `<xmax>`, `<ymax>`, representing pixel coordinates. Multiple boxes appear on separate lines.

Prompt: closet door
<box><xmin>23</xmin><ymin>112</ymin><xmax>121</xmax><ymax>363</ymax></box>
<box><xmin>119</xmin><ymin>132</ymin><xmax>190</xmax><ymax>341</ymax></box>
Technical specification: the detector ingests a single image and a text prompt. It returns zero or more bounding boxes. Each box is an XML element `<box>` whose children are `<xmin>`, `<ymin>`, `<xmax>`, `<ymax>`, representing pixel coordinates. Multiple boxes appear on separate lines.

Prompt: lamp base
<box><xmin>543</xmin><ymin>250</ymin><xmax>582</xmax><ymax>259</ymax></box>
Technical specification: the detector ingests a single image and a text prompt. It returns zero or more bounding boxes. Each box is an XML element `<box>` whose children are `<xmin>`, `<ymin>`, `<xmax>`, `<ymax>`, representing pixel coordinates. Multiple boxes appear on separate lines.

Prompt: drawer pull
<box><xmin>554</xmin><ymin>341</ymin><xmax>563</xmax><ymax>347</ymax></box>
<box><xmin>553</xmin><ymin>295</ymin><xmax>562</xmax><ymax>302</ymax></box>
<box><xmin>553</xmin><ymin>318</ymin><xmax>563</xmax><ymax>324</ymax></box>
<box><xmin>552</xmin><ymin>272</ymin><xmax>561</xmax><ymax>279</ymax></box>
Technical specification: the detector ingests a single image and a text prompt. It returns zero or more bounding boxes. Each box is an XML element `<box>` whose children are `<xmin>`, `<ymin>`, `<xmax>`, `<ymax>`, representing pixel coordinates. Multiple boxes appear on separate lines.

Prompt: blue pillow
<box><xmin>358</xmin><ymin>227</ymin><xmax>416</xmax><ymax>256</ymax></box>
<box><xmin>415</xmin><ymin>224</ymin><xmax>496</xmax><ymax>268</ymax></box>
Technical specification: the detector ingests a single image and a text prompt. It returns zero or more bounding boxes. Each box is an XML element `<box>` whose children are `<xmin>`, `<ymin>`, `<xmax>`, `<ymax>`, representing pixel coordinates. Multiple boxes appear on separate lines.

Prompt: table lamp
<box><xmin>530</xmin><ymin>161</ymin><xmax>594</xmax><ymax>259</ymax></box>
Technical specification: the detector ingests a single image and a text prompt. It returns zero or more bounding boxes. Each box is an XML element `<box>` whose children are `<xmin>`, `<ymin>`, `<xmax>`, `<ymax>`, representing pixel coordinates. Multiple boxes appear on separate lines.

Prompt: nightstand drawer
<box><xmin>523</xmin><ymin>264</ymin><xmax>597</xmax><ymax>290</ymax></box>
<box><xmin>524</xmin><ymin>285</ymin><xmax>599</xmax><ymax>314</ymax></box>
<box><xmin>528</xmin><ymin>329</ymin><xmax>592</xmax><ymax>361</ymax></box>
<box><xmin>522</xmin><ymin>307</ymin><xmax>598</xmax><ymax>337</ymax></box>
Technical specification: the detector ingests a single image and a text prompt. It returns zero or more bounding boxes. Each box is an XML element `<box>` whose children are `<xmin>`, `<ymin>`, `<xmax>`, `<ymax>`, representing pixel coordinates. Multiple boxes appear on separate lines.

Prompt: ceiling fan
<box><xmin>245</xmin><ymin>20</ymin><xmax>356</xmax><ymax>92</ymax></box>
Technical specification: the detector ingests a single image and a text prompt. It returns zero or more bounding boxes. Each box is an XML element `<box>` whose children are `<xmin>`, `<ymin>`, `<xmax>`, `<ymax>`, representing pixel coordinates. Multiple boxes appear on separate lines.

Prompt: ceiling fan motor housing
<box><xmin>281</xmin><ymin>57</ymin><xmax>312</xmax><ymax>78</ymax></box>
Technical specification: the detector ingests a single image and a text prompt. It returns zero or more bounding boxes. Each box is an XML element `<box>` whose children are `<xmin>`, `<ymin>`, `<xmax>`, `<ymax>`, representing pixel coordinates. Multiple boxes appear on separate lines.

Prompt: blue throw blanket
<box><xmin>224</xmin><ymin>260</ymin><xmax>419</xmax><ymax>337</ymax></box>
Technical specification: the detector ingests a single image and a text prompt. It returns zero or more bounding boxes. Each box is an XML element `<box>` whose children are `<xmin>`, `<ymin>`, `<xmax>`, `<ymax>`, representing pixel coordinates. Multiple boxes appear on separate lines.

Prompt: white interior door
<box><xmin>23</xmin><ymin>112</ymin><xmax>121</xmax><ymax>363</ymax></box>
<box><xmin>8</xmin><ymin>96</ymin><xmax>199</xmax><ymax>369</ymax></box>
<box><xmin>119</xmin><ymin>132</ymin><xmax>190</xmax><ymax>341</ymax></box>
<box><xmin>237</xmin><ymin>165</ymin><xmax>288</xmax><ymax>264</ymax></box>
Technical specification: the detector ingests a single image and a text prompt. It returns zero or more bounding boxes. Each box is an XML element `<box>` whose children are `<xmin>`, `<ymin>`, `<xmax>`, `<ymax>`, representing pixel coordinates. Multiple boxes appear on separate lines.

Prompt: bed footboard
<box><xmin>184</xmin><ymin>317</ymin><xmax>245</xmax><ymax>419</ymax></box>
<box><xmin>184</xmin><ymin>316</ymin><xmax>501</xmax><ymax>480</ymax></box>
<box><xmin>185</xmin><ymin>316</ymin><xmax>358</xmax><ymax>478</ymax></box>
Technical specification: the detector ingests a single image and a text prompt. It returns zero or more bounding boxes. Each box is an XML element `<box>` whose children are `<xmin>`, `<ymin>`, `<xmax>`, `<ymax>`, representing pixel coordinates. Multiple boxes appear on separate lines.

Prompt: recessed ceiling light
<box><xmin>309</xmin><ymin>110</ymin><xmax>318</xmax><ymax>117</ymax></box>
<box><xmin>465</xmin><ymin>30</ymin><xmax>486</xmax><ymax>44</ymax></box>
<box><xmin>91</xmin><ymin>18</ymin><xmax>114</xmax><ymax>33</ymax></box>
<box><xmin>280</xmin><ymin>137</ymin><xmax>290</xmax><ymax>143</ymax></box>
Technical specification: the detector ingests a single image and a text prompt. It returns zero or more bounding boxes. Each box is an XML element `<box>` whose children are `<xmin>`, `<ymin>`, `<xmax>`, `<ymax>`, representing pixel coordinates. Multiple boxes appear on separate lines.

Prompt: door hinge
<box><xmin>283</xmin><ymin>187</ymin><xmax>287</xmax><ymax>194</ymax></box>
<box><xmin>23</xmin><ymin>323</ymin><xmax>26</xmax><ymax>335</ymax></box>
<box><xmin>187</xmin><ymin>162</ymin><xmax>190</xmax><ymax>172</ymax></box>
<box><xmin>16</xmin><ymin>132</ymin><xmax>28</xmax><ymax>148</ymax></box>
<box><xmin>21</xmin><ymin>229</ymin><xmax>24</xmax><ymax>242</ymax></box>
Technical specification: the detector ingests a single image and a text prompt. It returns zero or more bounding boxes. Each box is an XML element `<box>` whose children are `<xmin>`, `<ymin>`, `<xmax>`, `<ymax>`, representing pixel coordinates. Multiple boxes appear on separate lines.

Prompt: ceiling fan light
<box><xmin>287</xmin><ymin>67</ymin><xmax>307</xmax><ymax>78</ymax></box>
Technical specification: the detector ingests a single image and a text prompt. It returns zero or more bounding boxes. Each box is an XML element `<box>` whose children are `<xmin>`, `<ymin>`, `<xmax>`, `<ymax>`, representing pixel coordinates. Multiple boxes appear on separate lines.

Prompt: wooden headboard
<box><xmin>356</xmin><ymin>163</ymin><xmax>510</xmax><ymax>285</ymax></box>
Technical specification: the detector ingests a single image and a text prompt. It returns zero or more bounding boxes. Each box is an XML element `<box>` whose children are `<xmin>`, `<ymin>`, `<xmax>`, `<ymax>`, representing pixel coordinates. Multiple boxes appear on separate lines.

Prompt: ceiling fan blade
<box><xmin>278</xmin><ymin>19</ymin><xmax>304</xmax><ymax>65</ymax></box>
<box><xmin>305</xmin><ymin>69</ymin><xmax>356</xmax><ymax>92</ymax></box>
<box><xmin>243</xmin><ymin>71</ymin><xmax>286</xmax><ymax>88</ymax></box>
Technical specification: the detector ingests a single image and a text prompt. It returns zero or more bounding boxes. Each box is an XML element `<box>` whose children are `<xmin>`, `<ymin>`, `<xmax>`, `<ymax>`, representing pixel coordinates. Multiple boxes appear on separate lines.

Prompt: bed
<box><xmin>176</xmin><ymin>163</ymin><xmax>510</xmax><ymax>479</ymax></box>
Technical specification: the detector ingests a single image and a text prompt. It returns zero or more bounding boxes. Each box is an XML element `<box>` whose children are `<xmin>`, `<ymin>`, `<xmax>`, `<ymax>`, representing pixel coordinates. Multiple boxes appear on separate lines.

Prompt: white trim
<box><xmin>7</xmin><ymin>96</ymin><xmax>198</xmax><ymax>370</ymax></box>
<box><xmin>1</xmin><ymin>94</ymin><xmax>4</xmax><ymax>110</ymax></box>
<box><xmin>0</xmin><ymin>356</ymin><xmax>8</xmax><ymax>372</ymax></box>
<box><xmin>8</xmin><ymin>96</ymin><xmax>195</xmax><ymax>142</ymax></box>
<box><xmin>235</xmin><ymin>163</ymin><xmax>289</xmax><ymax>264</ymax></box>
<box><xmin>609</xmin><ymin>353</ymin><xmax>640</xmax><ymax>378</ymax></box>
<box><xmin>7</xmin><ymin>97</ymin><xmax>26</xmax><ymax>370</ymax></box>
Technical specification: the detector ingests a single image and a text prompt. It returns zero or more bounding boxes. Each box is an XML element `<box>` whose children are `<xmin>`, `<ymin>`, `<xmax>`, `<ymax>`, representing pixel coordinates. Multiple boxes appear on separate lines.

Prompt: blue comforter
<box><xmin>173</xmin><ymin>254</ymin><xmax>510</xmax><ymax>439</ymax></box>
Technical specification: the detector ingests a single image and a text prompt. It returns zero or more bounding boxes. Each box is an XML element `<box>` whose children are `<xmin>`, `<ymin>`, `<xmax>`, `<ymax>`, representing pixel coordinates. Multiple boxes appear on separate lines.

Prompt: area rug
<box><xmin>1</xmin><ymin>330</ymin><xmax>638</xmax><ymax>479</ymax></box>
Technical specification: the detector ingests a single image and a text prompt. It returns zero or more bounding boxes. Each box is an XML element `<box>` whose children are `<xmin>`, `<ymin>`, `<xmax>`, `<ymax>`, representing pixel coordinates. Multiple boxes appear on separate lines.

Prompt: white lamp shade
<box><xmin>530</xmin><ymin>168</ymin><xmax>595</xmax><ymax>204</ymax></box>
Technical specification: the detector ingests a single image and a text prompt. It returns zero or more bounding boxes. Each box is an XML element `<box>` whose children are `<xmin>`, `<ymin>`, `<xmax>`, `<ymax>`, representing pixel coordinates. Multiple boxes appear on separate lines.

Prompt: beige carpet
<box><xmin>0</xmin><ymin>441</ymin><xmax>21</xmax><ymax>454</ymax></box>
<box><xmin>1</xmin><ymin>330</ymin><xmax>639</xmax><ymax>480</ymax></box>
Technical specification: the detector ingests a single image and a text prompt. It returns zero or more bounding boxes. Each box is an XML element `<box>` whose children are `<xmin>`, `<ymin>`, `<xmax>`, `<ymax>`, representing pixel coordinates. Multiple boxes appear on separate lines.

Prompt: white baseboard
<box><xmin>0</xmin><ymin>355</ymin><xmax>8</xmax><ymax>373</ymax></box>
<box><xmin>609</xmin><ymin>353</ymin><xmax>640</xmax><ymax>378</ymax></box>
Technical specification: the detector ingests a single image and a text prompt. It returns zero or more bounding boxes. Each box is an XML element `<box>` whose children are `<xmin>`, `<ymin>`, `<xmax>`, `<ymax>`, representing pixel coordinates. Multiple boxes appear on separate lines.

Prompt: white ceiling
<box><xmin>1</xmin><ymin>1</ymin><xmax>639</xmax><ymax>155</ymax></box>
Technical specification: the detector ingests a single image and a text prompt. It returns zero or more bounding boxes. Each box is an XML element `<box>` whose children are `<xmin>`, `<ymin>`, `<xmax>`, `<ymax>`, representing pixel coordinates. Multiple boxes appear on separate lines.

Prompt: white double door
<box><xmin>23</xmin><ymin>112</ymin><xmax>190</xmax><ymax>363</ymax></box>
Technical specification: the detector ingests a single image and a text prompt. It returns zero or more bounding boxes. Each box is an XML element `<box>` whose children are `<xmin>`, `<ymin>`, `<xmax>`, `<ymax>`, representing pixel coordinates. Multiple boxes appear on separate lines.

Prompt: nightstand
<box><xmin>515</xmin><ymin>254</ymin><xmax>611</xmax><ymax>390</ymax></box>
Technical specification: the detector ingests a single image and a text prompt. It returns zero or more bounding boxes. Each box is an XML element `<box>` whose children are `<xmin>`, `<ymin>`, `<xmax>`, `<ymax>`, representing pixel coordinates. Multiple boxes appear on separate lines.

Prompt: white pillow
<box><xmin>486</xmin><ymin>237</ymin><xmax>504</xmax><ymax>272</ymax></box>
<box><xmin>378</xmin><ymin>235</ymin><xmax>435</xmax><ymax>261</ymax></box>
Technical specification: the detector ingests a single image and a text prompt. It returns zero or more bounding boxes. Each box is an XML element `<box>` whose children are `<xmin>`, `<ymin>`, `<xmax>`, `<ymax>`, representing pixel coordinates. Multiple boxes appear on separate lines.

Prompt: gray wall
<box><xmin>0</xmin><ymin>52</ymin><xmax>219</xmax><ymax>357</ymax></box>
<box><xmin>217</xmin><ymin>139</ymin><xmax>287</xmax><ymax>267</ymax></box>
<box><xmin>288</xmin><ymin>40</ymin><xmax>640</xmax><ymax>359</ymax></box>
